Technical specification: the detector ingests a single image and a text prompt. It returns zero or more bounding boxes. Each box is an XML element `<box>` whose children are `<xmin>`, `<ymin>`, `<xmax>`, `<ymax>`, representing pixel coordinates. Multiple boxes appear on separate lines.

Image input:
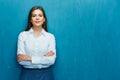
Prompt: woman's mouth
<box><xmin>35</xmin><ymin>21</ymin><xmax>41</xmax><ymax>23</ymax></box>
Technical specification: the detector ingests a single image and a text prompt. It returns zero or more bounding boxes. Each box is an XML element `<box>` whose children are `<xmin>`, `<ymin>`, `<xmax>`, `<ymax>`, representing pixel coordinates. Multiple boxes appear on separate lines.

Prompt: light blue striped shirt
<box><xmin>17</xmin><ymin>28</ymin><xmax>56</xmax><ymax>69</ymax></box>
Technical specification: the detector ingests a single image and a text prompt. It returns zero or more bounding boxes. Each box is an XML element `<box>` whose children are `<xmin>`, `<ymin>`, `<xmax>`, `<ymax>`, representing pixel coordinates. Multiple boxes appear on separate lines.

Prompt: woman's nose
<box><xmin>36</xmin><ymin>16</ymin><xmax>40</xmax><ymax>20</ymax></box>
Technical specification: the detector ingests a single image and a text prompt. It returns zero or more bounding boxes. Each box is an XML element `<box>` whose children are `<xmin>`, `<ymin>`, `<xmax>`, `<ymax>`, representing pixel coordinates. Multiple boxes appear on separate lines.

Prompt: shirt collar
<box><xmin>29</xmin><ymin>28</ymin><xmax>46</xmax><ymax>36</ymax></box>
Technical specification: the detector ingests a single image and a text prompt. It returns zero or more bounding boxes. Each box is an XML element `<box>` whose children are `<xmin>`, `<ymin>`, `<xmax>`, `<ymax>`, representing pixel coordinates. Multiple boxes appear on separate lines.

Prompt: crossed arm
<box><xmin>17</xmin><ymin>51</ymin><xmax>54</xmax><ymax>62</ymax></box>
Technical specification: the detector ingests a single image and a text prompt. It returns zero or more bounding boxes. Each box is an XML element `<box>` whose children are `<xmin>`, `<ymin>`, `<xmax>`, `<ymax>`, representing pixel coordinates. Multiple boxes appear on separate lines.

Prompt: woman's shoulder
<box><xmin>18</xmin><ymin>31</ymin><xmax>29</xmax><ymax>38</ymax></box>
<box><xmin>45</xmin><ymin>32</ymin><xmax>55</xmax><ymax>38</ymax></box>
<box><xmin>19</xmin><ymin>31</ymin><xmax>27</xmax><ymax>36</ymax></box>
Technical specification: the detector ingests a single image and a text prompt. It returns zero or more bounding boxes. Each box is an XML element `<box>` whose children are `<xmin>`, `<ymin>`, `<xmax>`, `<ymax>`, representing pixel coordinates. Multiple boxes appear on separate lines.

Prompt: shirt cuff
<box><xmin>32</xmin><ymin>57</ymin><xmax>41</xmax><ymax>64</ymax></box>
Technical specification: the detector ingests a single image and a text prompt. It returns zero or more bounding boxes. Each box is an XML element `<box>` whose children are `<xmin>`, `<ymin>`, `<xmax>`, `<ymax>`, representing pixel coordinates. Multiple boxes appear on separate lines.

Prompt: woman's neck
<box><xmin>32</xmin><ymin>26</ymin><xmax>42</xmax><ymax>32</ymax></box>
<box><xmin>32</xmin><ymin>26</ymin><xmax>43</xmax><ymax>38</ymax></box>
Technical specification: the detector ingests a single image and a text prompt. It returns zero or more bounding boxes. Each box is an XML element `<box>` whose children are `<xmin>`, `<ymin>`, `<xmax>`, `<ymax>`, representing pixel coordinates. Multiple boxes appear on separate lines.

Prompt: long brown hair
<box><xmin>25</xmin><ymin>6</ymin><xmax>48</xmax><ymax>31</ymax></box>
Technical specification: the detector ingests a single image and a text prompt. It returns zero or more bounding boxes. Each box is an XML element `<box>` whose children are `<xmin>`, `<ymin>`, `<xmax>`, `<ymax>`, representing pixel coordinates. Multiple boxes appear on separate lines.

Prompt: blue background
<box><xmin>0</xmin><ymin>0</ymin><xmax>120</xmax><ymax>80</ymax></box>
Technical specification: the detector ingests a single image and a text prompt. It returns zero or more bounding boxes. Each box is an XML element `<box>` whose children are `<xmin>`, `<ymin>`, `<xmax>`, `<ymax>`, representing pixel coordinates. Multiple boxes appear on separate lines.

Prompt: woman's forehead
<box><xmin>32</xmin><ymin>9</ymin><xmax>43</xmax><ymax>14</ymax></box>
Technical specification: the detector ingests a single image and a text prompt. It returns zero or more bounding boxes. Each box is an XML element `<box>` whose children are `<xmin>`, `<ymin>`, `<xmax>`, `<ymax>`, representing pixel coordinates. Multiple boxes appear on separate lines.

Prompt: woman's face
<box><xmin>31</xmin><ymin>9</ymin><xmax>45</xmax><ymax>27</ymax></box>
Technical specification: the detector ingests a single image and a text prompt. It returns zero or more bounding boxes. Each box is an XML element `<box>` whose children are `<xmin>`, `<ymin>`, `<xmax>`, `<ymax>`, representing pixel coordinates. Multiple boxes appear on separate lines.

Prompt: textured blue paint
<box><xmin>0</xmin><ymin>0</ymin><xmax>120</xmax><ymax>80</ymax></box>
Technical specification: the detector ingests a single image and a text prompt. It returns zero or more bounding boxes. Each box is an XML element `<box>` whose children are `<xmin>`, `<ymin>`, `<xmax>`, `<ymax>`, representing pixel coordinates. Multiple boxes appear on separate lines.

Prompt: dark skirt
<box><xmin>20</xmin><ymin>67</ymin><xmax>54</xmax><ymax>80</ymax></box>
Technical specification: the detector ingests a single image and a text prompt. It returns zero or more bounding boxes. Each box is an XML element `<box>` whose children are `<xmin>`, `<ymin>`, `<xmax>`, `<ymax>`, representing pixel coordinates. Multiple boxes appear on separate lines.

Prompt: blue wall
<box><xmin>0</xmin><ymin>0</ymin><xmax>120</xmax><ymax>80</ymax></box>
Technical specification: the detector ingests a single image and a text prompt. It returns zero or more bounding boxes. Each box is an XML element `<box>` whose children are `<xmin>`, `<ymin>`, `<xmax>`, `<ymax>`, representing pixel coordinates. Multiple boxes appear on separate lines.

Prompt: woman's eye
<box><xmin>39</xmin><ymin>14</ymin><xmax>43</xmax><ymax>17</ymax></box>
<box><xmin>32</xmin><ymin>14</ymin><xmax>36</xmax><ymax>17</ymax></box>
<box><xmin>32</xmin><ymin>14</ymin><xmax>43</xmax><ymax>17</ymax></box>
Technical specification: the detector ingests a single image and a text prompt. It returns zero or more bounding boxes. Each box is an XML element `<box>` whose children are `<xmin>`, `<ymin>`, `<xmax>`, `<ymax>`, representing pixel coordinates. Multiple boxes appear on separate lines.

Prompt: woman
<box><xmin>17</xmin><ymin>6</ymin><xmax>56</xmax><ymax>80</ymax></box>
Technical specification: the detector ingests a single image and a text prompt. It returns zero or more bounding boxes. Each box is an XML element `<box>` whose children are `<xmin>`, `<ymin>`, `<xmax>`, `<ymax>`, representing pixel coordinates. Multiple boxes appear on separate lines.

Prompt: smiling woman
<box><xmin>17</xmin><ymin>6</ymin><xmax>56</xmax><ymax>80</ymax></box>
<box><xmin>31</xmin><ymin>9</ymin><xmax>45</xmax><ymax>30</ymax></box>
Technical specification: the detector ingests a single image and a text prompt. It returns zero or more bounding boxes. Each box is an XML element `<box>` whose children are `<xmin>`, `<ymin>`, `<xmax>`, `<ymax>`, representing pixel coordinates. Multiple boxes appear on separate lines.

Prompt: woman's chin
<box><xmin>34</xmin><ymin>24</ymin><xmax>42</xmax><ymax>27</ymax></box>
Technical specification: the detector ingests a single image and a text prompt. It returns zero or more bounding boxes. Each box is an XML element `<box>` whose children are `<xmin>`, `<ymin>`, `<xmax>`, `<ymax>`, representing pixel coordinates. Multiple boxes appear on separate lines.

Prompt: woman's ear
<box><xmin>43</xmin><ymin>18</ymin><xmax>46</xmax><ymax>22</ymax></box>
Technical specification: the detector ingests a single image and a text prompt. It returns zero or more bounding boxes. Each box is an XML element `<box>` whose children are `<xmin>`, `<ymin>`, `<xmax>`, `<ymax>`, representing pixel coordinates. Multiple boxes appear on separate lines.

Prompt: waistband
<box><xmin>22</xmin><ymin>66</ymin><xmax>53</xmax><ymax>71</ymax></box>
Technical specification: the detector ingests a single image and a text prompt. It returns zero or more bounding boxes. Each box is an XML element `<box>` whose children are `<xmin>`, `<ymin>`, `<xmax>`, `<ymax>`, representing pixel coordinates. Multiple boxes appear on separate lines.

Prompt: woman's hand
<box><xmin>44</xmin><ymin>51</ymin><xmax>54</xmax><ymax>57</ymax></box>
<box><xmin>17</xmin><ymin>54</ymin><xmax>31</xmax><ymax>62</ymax></box>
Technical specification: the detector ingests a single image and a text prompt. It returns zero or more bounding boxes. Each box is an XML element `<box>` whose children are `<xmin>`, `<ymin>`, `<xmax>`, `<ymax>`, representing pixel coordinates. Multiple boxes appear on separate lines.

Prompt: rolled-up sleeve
<box><xmin>17</xmin><ymin>32</ymin><xmax>31</xmax><ymax>66</ymax></box>
<box><xmin>17</xmin><ymin>32</ymin><xmax>25</xmax><ymax>54</ymax></box>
